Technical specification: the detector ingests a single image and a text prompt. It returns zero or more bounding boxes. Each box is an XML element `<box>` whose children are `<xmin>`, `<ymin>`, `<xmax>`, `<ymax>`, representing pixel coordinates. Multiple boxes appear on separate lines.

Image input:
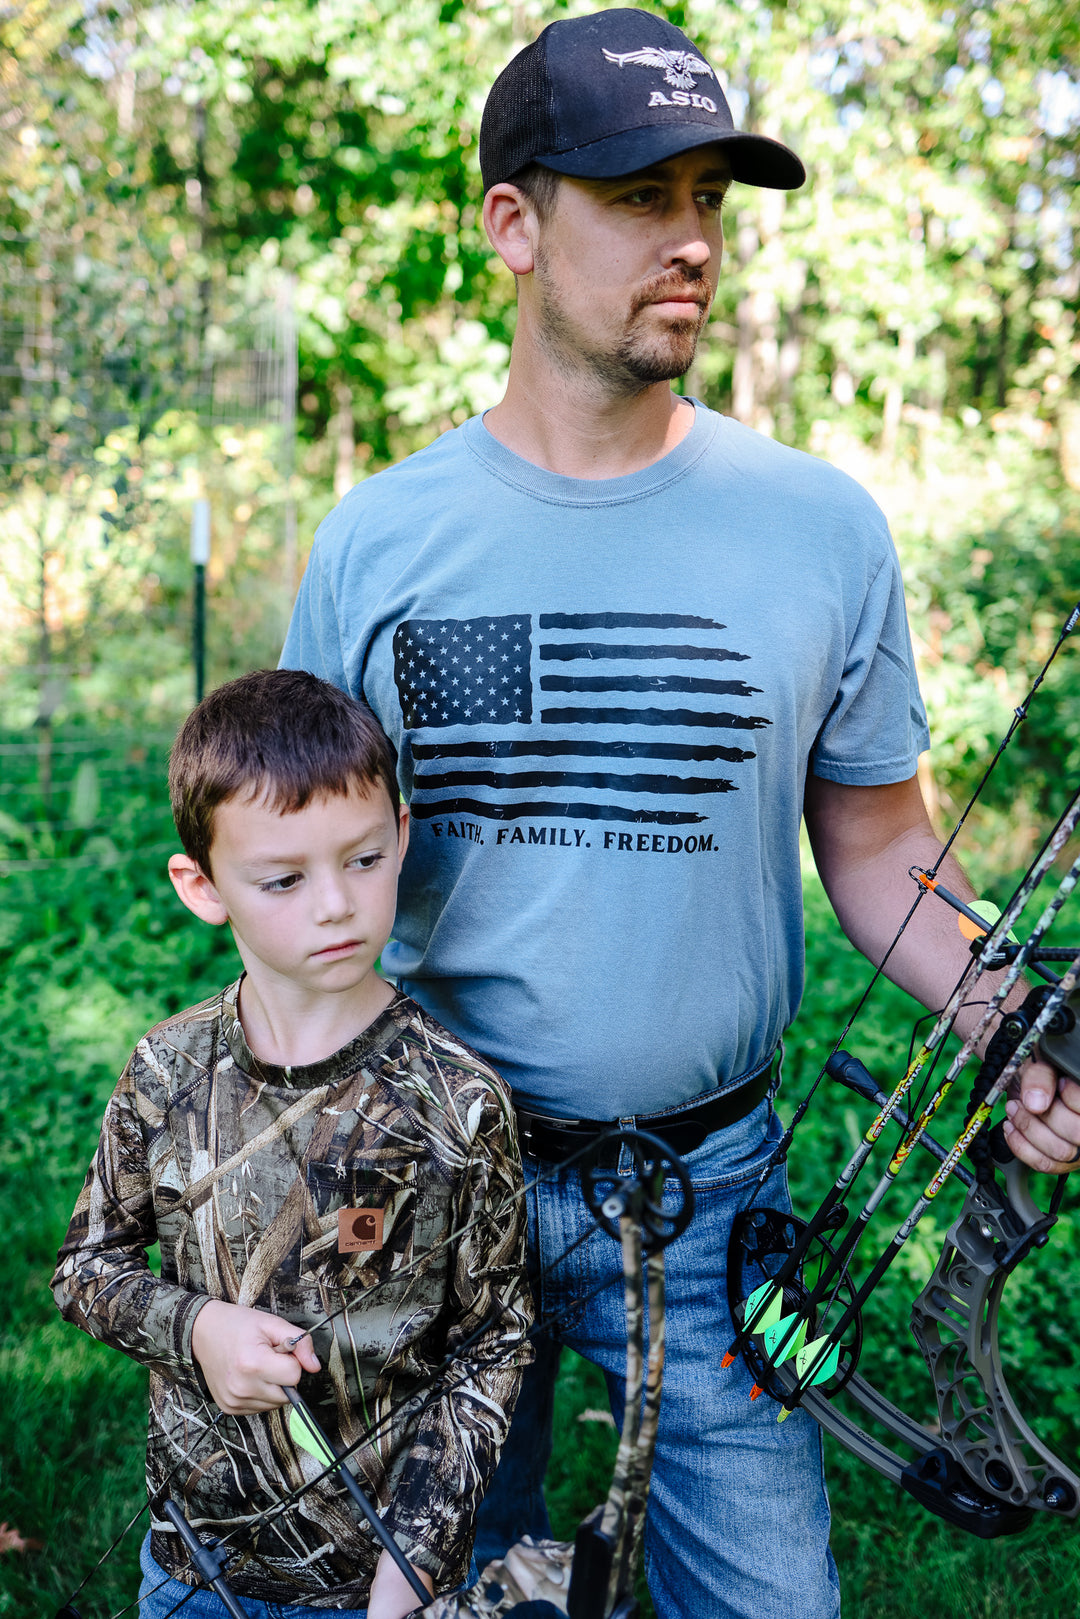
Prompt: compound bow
<box><xmin>725</xmin><ymin>600</ymin><xmax>1080</xmax><ymax>1538</ymax></box>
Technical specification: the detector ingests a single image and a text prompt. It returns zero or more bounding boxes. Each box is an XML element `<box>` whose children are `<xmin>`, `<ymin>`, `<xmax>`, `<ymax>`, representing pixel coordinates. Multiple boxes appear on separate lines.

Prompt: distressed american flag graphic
<box><xmin>392</xmin><ymin>612</ymin><xmax>772</xmax><ymax>826</ymax></box>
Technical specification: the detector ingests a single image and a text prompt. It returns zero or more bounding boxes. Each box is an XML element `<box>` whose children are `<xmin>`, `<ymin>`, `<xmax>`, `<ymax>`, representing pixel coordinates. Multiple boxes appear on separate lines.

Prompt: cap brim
<box><xmin>535</xmin><ymin>123</ymin><xmax>805</xmax><ymax>191</ymax></box>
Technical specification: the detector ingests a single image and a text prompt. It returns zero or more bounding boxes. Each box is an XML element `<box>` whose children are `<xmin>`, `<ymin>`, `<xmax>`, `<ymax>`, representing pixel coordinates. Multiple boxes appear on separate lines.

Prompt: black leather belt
<box><xmin>515</xmin><ymin>1052</ymin><xmax>779</xmax><ymax>1165</ymax></box>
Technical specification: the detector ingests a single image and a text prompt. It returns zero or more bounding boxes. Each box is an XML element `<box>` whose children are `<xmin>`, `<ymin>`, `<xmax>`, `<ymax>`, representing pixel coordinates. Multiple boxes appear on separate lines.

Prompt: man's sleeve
<box><xmin>52</xmin><ymin>1058</ymin><xmax>210</xmax><ymax>1381</ymax></box>
<box><xmin>279</xmin><ymin>536</ymin><xmax>354</xmax><ymax>692</ymax></box>
<box><xmin>278</xmin><ymin>524</ymin><xmax>359</xmax><ymax>689</ymax></box>
<box><xmin>382</xmin><ymin>1085</ymin><xmax>534</xmax><ymax>1584</ymax></box>
<box><xmin>811</xmin><ymin>546</ymin><xmax>930</xmax><ymax>786</ymax></box>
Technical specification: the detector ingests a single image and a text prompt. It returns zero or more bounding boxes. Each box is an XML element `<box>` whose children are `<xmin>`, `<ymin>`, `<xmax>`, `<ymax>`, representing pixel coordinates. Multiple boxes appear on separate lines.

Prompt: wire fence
<box><xmin>1</xmin><ymin>233</ymin><xmax>300</xmax><ymax>806</ymax></box>
<box><xmin>0</xmin><ymin>227</ymin><xmax>298</xmax><ymax>468</ymax></box>
<box><xmin>0</xmin><ymin>728</ymin><xmax>177</xmax><ymax>875</ymax></box>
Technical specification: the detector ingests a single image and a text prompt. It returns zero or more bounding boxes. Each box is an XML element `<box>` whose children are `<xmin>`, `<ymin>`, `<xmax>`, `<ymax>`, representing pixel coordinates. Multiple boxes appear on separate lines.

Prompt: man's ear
<box><xmin>483</xmin><ymin>183</ymin><xmax>538</xmax><ymax>276</ymax></box>
<box><xmin>396</xmin><ymin>803</ymin><xmax>410</xmax><ymax>868</ymax></box>
<box><xmin>168</xmin><ymin>853</ymin><xmax>229</xmax><ymax>926</ymax></box>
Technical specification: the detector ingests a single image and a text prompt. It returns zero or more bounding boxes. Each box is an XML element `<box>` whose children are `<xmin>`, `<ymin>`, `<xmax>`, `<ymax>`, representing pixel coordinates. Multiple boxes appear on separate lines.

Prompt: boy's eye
<box><xmin>350</xmin><ymin>852</ymin><xmax>385</xmax><ymax>870</ymax></box>
<box><xmin>259</xmin><ymin>873</ymin><xmax>302</xmax><ymax>893</ymax></box>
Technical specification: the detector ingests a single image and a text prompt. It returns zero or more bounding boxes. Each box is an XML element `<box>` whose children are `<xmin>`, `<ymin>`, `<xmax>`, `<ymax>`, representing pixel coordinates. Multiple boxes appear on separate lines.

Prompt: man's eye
<box><xmin>259</xmin><ymin>873</ymin><xmax>301</xmax><ymax>893</ymax></box>
<box><xmin>697</xmin><ymin>190</ymin><xmax>728</xmax><ymax>211</ymax></box>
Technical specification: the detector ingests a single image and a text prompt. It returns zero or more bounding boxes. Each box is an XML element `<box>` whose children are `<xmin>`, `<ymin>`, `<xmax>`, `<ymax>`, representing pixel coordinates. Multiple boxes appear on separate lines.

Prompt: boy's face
<box><xmin>169</xmin><ymin>778</ymin><xmax>408</xmax><ymax>1003</ymax></box>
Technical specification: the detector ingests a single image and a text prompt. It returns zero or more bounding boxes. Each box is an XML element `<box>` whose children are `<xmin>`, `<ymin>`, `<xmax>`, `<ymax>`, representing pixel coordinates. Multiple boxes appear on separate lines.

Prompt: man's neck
<box><xmin>484</xmin><ymin>352</ymin><xmax>696</xmax><ymax>480</ymax></box>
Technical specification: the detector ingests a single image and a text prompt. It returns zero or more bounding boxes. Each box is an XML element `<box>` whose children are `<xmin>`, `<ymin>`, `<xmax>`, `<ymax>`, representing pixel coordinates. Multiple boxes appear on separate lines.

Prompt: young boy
<box><xmin>53</xmin><ymin>669</ymin><xmax>532</xmax><ymax>1619</ymax></box>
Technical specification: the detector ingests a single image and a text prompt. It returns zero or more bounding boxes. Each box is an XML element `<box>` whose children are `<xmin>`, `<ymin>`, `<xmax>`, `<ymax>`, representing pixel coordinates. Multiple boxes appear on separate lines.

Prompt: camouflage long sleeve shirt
<box><xmin>52</xmin><ymin>983</ymin><xmax>532</xmax><ymax>1608</ymax></box>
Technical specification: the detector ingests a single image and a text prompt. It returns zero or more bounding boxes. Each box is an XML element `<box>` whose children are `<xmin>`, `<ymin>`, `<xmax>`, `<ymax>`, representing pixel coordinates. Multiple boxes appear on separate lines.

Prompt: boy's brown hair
<box><xmin>169</xmin><ymin>669</ymin><xmax>399</xmax><ymax>875</ymax></box>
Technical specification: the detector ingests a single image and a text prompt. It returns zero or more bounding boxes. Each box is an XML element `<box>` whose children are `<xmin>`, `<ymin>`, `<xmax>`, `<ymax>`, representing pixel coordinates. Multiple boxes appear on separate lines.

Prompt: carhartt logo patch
<box><xmin>337</xmin><ymin>1206</ymin><xmax>385</xmax><ymax>1253</ymax></box>
<box><xmin>602</xmin><ymin>46</ymin><xmax>715</xmax><ymax>92</ymax></box>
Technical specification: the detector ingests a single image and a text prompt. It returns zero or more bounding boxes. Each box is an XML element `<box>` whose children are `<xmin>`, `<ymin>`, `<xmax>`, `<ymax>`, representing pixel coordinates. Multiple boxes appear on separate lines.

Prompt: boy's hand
<box><xmin>191</xmin><ymin>1300</ymin><xmax>321</xmax><ymax>1414</ymax></box>
<box><xmin>367</xmin><ymin>1547</ymin><xmax>434</xmax><ymax>1619</ymax></box>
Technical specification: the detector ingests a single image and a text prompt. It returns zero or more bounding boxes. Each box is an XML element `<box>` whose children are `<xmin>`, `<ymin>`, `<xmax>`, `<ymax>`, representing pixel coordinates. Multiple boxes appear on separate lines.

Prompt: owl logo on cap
<box><xmin>602</xmin><ymin>46</ymin><xmax>715</xmax><ymax>93</ymax></box>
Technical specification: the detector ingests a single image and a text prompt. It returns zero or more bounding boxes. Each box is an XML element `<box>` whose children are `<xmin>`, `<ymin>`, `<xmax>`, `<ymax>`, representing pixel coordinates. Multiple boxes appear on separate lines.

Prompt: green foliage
<box><xmin>0</xmin><ymin>744</ymin><xmax>237</xmax><ymax>1173</ymax></box>
<box><xmin>0</xmin><ymin>763</ymin><xmax>239</xmax><ymax>1612</ymax></box>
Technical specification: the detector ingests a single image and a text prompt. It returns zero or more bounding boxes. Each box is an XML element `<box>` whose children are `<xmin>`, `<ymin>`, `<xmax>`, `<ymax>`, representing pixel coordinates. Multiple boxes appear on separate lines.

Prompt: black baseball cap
<box><xmin>480</xmin><ymin>8</ymin><xmax>805</xmax><ymax>193</ymax></box>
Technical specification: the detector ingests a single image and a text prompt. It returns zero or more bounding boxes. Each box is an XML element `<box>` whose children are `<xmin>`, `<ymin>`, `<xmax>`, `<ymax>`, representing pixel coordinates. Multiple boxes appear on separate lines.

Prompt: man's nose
<box><xmin>660</xmin><ymin>198</ymin><xmax>715</xmax><ymax>270</ymax></box>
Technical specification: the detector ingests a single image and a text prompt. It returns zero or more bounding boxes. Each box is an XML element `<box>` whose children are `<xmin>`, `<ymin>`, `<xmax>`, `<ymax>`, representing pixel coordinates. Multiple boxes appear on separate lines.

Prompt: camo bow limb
<box><xmin>427</xmin><ymin>1129</ymin><xmax>691</xmax><ymax>1619</ymax></box>
<box><xmin>725</xmin><ymin>603</ymin><xmax>1080</xmax><ymax>1540</ymax></box>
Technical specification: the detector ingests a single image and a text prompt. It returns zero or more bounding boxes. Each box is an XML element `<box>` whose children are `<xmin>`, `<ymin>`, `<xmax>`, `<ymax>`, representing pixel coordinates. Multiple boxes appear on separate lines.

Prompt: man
<box><xmin>282</xmin><ymin>11</ymin><xmax>1080</xmax><ymax>1615</ymax></box>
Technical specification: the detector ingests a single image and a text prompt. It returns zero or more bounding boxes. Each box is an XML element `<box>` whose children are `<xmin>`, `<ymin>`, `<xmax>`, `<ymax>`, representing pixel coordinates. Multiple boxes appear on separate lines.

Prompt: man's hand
<box><xmin>191</xmin><ymin>1299</ymin><xmax>320</xmax><ymax>1414</ymax></box>
<box><xmin>1004</xmin><ymin>1058</ymin><xmax>1080</xmax><ymax>1174</ymax></box>
<box><xmin>367</xmin><ymin>1546</ymin><xmax>434</xmax><ymax>1619</ymax></box>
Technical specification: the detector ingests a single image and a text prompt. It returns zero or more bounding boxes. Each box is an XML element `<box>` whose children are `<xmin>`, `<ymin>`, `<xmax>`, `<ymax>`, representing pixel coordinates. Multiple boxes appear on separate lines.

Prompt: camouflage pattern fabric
<box><xmin>599</xmin><ymin>1226</ymin><xmax>665</xmax><ymax>1610</ymax></box>
<box><xmin>53</xmin><ymin>983</ymin><xmax>532</xmax><ymax>1609</ymax></box>
<box><xmin>424</xmin><ymin>1538</ymin><xmax>574</xmax><ymax>1616</ymax></box>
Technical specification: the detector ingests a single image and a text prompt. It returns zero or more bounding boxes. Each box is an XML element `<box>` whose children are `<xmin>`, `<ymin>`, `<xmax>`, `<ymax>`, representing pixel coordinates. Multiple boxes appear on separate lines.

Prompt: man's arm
<box><xmin>803</xmin><ymin>772</ymin><xmax>1080</xmax><ymax>1175</ymax></box>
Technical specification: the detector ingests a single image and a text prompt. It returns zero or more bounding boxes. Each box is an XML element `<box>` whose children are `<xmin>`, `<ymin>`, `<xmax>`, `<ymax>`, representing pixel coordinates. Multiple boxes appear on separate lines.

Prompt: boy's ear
<box><xmin>168</xmin><ymin>853</ymin><xmax>229</xmax><ymax>926</ymax></box>
<box><xmin>396</xmin><ymin>803</ymin><xmax>410</xmax><ymax>867</ymax></box>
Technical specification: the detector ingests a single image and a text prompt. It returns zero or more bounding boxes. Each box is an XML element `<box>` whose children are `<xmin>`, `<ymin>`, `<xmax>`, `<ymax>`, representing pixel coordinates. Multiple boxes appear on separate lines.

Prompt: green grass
<box><xmin>2</xmin><ymin>765</ymin><xmax>1079</xmax><ymax>1616</ymax></box>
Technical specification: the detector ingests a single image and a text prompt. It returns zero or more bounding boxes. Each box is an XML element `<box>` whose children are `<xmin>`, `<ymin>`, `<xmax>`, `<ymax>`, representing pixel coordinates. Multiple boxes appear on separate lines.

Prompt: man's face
<box><xmin>200</xmin><ymin>779</ymin><xmax>408</xmax><ymax>1002</ymax></box>
<box><xmin>527</xmin><ymin>145</ymin><xmax>730</xmax><ymax>392</ymax></box>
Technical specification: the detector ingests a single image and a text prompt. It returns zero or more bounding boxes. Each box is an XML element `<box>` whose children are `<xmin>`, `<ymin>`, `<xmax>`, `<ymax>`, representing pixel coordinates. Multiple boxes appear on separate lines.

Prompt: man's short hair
<box><xmin>169</xmin><ymin>669</ymin><xmax>399</xmax><ymax>875</ymax></box>
<box><xmin>509</xmin><ymin>162</ymin><xmax>561</xmax><ymax>222</ymax></box>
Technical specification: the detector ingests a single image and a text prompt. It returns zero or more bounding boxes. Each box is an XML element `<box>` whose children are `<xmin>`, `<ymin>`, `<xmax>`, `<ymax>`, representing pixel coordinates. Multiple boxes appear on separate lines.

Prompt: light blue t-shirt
<box><xmin>282</xmin><ymin>404</ymin><xmax>929</xmax><ymax>1117</ymax></box>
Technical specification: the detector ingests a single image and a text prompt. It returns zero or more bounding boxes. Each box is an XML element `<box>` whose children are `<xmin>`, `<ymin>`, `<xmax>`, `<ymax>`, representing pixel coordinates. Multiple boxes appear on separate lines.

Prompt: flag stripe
<box><xmin>539</xmin><ymin>675</ymin><xmax>760</xmax><ymax>696</ymax></box>
<box><xmin>415</xmin><ymin>768</ymin><xmax>734</xmax><ymax>795</ymax></box>
<box><xmin>539</xmin><ymin>641</ymin><xmax>748</xmax><ymax>663</ymax></box>
<box><xmin>394</xmin><ymin>612</ymin><xmax>770</xmax><ymax>822</ymax></box>
<box><xmin>541</xmin><ymin>707</ymin><xmax>771</xmax><ymax>730</ymax></box>
<box><xmin>411</xmin><ymin>739</ymin><xmax>756</xmax><ymax>763</ymax></box>
<box><xmin>539</xmin><ymin>612</ymin><xmax>726</xmax><ymax>631</ymax></box>
<box><xmin>409</xmin><ymin>799</ymin><xmax>708</xmax><ymax>825</ymax></box>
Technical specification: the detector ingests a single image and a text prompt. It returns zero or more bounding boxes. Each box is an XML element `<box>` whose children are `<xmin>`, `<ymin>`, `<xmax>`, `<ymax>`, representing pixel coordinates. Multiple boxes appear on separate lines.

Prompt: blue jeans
<box><xmin>474</xmin><ymin>1100</ymin><xmax>841</xmax><ymax>1619</ymax></box>
<box><xmin>138</xmin><ymin>1533</ymin><xmax>477</xmax><ymax>1617</ymax></box>
<box><xmin>138</xmin><ymin>1533</ymin><xmax>367</xmax><ymax>1618</ymax></box>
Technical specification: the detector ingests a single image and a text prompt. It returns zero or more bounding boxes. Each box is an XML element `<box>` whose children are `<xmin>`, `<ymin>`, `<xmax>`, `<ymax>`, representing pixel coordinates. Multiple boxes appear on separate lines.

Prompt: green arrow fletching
<box><xmin>762</xmin><ymin>1313</ymin><xmax>807</xmax><ymax>1366</ymax></box>
<box><xmin>289</xmin><ymin>1403</ymin><xmax>336</xmax><ymax>1468</ymax></box>
<box><xmin>794</xmin><ymin>1335</ymin><xmax>841</xmax><ymax>1386</ymax></box>
<box><xmin>743</xmin><ymin>1280</ymin><xmax>784</xmax><ymax>1333</ymax></box>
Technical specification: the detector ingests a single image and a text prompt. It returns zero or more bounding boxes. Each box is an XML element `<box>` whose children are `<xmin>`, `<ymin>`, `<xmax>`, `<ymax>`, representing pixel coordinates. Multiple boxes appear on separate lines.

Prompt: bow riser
<box><xmin>909</xmin><ymin>1158</ymin><xmax>1080</xmax><ymax>1521</ymax></box>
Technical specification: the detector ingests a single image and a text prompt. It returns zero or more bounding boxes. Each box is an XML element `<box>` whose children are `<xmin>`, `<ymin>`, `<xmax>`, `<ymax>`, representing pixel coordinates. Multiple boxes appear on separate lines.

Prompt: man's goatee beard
<box><xmin>616</xmin><ymin>324</ymin><xmax>703</xmax><ymax>385</ymax></box>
